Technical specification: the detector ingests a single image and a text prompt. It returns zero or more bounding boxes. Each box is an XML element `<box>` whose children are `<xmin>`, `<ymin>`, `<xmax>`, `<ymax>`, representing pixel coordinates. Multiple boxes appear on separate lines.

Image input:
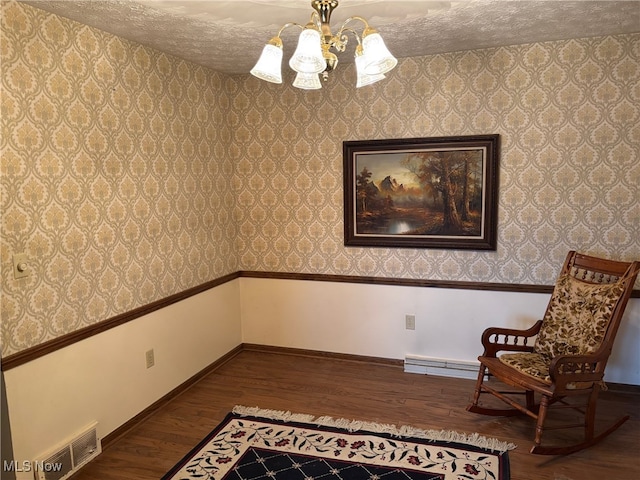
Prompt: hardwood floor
<box><xmin>73</xmin><ymin>349</ymin><xmax>639</xmax><ymax>480</ymax></box>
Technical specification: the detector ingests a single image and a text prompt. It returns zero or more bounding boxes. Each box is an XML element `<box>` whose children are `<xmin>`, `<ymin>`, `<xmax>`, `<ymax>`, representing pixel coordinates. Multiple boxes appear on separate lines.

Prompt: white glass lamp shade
<box><xmin>289</xmin><ymin>28</ymin><xmax>326</xmax><ymax>74</ymax></box>
<box><xmin>355</xmin><ymin>50</ymin><xmax>385</xmax><ymax>88</ymax></box>
<box><xmin>362</xmin><ymin>32</ymin><xmax>397</xmax><ymax>75</ymax></box>
<box><xmin>250</xmin><ymin>42</ymin><xmax>283</xmax><ymax>84</ymax></box>
<box><xmin>293</xmin><ymin>72</ymin><xmax>322</xmax><ymax>90</ymax></box>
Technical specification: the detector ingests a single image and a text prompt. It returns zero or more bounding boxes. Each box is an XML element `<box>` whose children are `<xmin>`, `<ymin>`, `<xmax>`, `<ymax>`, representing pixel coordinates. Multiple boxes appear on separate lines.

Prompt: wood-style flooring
<box><xmin>73</xmin><ymin>349</ymin><xmax>639</xmax><ymax>480</ymax></box>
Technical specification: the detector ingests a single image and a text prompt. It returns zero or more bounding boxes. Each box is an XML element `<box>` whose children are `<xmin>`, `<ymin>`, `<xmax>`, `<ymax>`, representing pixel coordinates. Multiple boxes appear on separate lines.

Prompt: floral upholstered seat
<box><xmin>499</xmin><ymin>352</ymin><xmax>553</xmax><ymax>383</ymax></box>
<box><xmin>499</xmin><ymin>273</ymin><xmax>625</xmax><ymax>384</ymax></box>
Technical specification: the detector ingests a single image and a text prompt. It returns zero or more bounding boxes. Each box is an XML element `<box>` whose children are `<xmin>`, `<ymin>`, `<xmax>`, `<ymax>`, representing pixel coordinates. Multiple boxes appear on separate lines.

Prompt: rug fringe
<box><xmin>232</xmin><ymin>405</ymin><xmax>517</xmax><ymax>453</ymax></box>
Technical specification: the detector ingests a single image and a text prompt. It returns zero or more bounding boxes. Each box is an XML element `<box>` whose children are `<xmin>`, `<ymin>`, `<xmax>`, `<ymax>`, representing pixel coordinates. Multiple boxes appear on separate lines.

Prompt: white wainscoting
<box><xmin>239</xmin><ymin>277</ymin><xmax>640</xmax><ymax>386</ymax></box>
<box><xmin>4</xmin><ymin>280</ymin><xmax>241</xmax><ymax>480</ymax></box>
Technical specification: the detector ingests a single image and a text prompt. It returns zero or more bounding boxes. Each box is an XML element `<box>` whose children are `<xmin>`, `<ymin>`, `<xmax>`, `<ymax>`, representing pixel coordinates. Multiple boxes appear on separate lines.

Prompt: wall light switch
<box><xmin>405</xmin><ymin>314</ymin><xmax>416</xmax><ymax>330</ymax></box>
<box><xmin>13</xmin><ymin>253</ymin><xmax>30</xmax><ymax>279</ymax></box>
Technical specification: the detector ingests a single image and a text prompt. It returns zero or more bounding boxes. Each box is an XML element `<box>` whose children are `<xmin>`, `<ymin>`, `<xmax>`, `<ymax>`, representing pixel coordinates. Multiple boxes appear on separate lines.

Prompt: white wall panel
<box><xmin>4</xmin><ymin>280</ymin><xmax>241</xmax><ymax>480</ymax></box>
<box><xmin>240</xmin><ymin>278</ymin><xmax>640</xmax><ymax>385</ymax></box>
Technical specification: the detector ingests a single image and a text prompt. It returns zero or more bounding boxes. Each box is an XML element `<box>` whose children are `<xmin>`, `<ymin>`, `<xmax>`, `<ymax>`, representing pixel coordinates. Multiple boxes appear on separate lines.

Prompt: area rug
<box><xmin>162</xmin><ymin>406</ymin><xmax>514</xmax><ymax>480</ymax></box>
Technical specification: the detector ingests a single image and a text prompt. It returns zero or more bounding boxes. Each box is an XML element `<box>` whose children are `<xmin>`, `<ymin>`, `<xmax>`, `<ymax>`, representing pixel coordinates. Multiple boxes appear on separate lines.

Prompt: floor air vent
<box><xmin>34</xmin><ymin>422</ymin><xmax>101</xmax><ymax>480</ymax></box>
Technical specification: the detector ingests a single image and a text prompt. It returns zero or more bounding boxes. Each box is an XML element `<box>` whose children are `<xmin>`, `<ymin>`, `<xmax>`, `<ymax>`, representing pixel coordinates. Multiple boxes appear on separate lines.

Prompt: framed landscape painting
<box><xmin>343</xmin><ymin>135</ymin><xmax>499</xmax><ymax>250</ymax></box>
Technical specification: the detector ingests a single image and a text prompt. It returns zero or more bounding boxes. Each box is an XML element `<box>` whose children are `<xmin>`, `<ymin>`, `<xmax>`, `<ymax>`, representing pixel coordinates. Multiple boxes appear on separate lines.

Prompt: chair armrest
<box><xmin>481</xmin><ymin>320</ymin><xmax>543</xmax><ymax>357</ymax></box>
<box><xmin>549</xmin><ymin>352</ymin><xmax>608</xmax><ymax>392</ymax></box>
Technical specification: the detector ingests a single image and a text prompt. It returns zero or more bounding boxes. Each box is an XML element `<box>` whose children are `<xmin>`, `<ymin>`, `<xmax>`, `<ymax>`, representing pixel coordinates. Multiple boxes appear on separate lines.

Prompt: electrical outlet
<box><xmin>405</xmin><ymin>314</ymin><xmax>416</xmax><ymax>330</ymax></box>
<box><xmin>145</xmin><ymin>349</ymin><xmax>155</xmax><ymax>368</ymax></box>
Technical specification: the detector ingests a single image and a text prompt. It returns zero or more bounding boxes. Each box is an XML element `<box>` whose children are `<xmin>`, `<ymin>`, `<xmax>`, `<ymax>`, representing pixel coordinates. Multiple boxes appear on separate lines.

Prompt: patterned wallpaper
<box><xmin>1</xmin><ymin>1</ymin><xmax>238</xmax><ymax>356</ymax></box>
<box><xmin>2</xmin><ymin>0</ymin><xmax>639</xmax><ymax>357</ymax></box>
<box><xmin>230</xmin><ymin>33</ymin><xmax>639</xmax><ymax>282</ymax></box>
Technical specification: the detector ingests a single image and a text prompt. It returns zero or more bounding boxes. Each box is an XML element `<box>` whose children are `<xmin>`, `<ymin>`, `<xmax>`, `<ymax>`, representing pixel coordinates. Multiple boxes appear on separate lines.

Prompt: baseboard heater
<box><xmin>33</xmin><ymin>422</ymin><xmax>101</xmax><ymax>480</ymax></box>
<box><xmin>404</xmin><ymin>354</ymin><xmax>482</xmax><ymax>380</ymax></box>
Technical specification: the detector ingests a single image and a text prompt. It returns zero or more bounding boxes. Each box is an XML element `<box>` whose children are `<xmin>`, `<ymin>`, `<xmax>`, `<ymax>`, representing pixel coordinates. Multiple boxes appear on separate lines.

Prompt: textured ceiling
<box><xmin>23</xmin><ymin>0</ymin><xmax>640</xmax><ymax>74</ymax></box>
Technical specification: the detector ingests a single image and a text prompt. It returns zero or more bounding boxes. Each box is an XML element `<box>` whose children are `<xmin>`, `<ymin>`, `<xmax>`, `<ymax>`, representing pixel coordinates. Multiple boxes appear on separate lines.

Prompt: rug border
<box><xmin>233</xmin><ymin>405</ymin><xmax>517</xmax><ymax>453</ymax></box>
<box><xmin>161</xmin><ymin>411</ymin><xmax>239</xmax><ymax>480</ymax></box>
<box><xmin>161</xmin><ymin>405</ymin><xmax>515</xmax><ymax>480</ymax></box>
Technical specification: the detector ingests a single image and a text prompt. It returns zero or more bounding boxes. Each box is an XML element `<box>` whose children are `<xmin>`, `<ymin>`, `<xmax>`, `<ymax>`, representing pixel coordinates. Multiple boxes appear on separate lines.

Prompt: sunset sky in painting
<box><xmin>355</xmin><ymin>152</ymin><xmax>420</xmax><ymax>190</ymax></box>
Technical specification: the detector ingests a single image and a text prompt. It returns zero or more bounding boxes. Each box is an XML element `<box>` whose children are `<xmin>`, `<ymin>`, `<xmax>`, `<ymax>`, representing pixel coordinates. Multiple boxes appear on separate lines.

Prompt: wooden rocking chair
<box><xmin>467</xmin><ymin>251</ymin><xmax>639</xmax><ymax>455</ymax></box>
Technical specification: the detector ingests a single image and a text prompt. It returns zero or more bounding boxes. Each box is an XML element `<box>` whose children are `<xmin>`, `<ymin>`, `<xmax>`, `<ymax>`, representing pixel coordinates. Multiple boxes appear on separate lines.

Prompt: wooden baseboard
<box><xmin>241</xmin><ymin>343</ymin><xmax>404</xmax><ymax>368</ymax></box>
<box><xmin>605</xmin><ymin>382</ymin><xmax>640</xmax><ymax>395</ymax></box>
<box><xmin>101</xmin><ymin>344</ymin><xmax>243</xmax><ymax>449</ymax></box>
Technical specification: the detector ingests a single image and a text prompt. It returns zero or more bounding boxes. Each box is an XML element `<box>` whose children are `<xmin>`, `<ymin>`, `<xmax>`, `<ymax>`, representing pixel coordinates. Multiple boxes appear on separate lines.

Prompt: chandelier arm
<box><xmin>336</xmin><ymin>15</ymin><xmax>371</xmax><ymax>37</ymax></box>
<box><xmin>338</xmin><ymin>27</ymin><xmax>362</xmax><ymax>45</ymax></box>
<box><xmin>309</xmin><ymin>11</ymin><xmax>322</xmax><ymax>31</ymax></box>
<box><xmin>276</xmin><ymin>22</ymin><xmax>306</xmax><ymax>37</ymax></box>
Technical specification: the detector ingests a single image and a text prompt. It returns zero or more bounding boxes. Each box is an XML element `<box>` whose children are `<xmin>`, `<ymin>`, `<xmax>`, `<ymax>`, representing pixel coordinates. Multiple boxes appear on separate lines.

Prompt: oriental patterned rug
<box><xmin>162</xmin><ymin>406</ymin><xmax>514</xmax><ymax>480</ymax></box>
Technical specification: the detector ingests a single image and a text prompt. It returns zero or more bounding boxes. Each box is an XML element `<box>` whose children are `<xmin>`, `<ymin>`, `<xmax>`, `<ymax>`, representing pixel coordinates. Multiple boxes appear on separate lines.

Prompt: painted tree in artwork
<box><xmin>356</xmin><ymin>166</ymin><xmax>380</xmax><ymax>213</ymax></box>
<box><xmin>460</xmin><ymin>157</ymin><xmax>471</xmax><ymax>222</ymax></box>
<box><xmin>402</xmin><ymin>150</ymin><xmax>481</xmax><ymax>233</ymax></box>
<box><xmin>437</xmin><ymin>153</ymin><xmax>463</xmax><ymax>231</ymax></box>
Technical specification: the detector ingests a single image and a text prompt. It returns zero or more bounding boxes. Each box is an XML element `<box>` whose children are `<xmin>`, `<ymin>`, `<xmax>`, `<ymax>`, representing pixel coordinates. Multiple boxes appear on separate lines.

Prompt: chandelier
<box><xmin>250</xmin><ymin>0</ymin><xmax>398</xmax><ymax>89</ymax></box>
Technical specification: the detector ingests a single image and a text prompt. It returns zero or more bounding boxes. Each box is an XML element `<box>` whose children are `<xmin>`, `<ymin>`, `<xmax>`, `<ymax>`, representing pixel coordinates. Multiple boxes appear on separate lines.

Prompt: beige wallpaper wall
<box><xmin>2</xmin><ymin>0</ymin><xmax>639</xmax><ymax>357</ymax></box>
<box><xmin>231</xmin><ymin>33</ymin><xmax>639</xmax><ymax>282</ymax></box>
<box><xmin>1</xmin><ymin>1</ymin><xmax>238</xmax><ymax>356</ymax></box>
